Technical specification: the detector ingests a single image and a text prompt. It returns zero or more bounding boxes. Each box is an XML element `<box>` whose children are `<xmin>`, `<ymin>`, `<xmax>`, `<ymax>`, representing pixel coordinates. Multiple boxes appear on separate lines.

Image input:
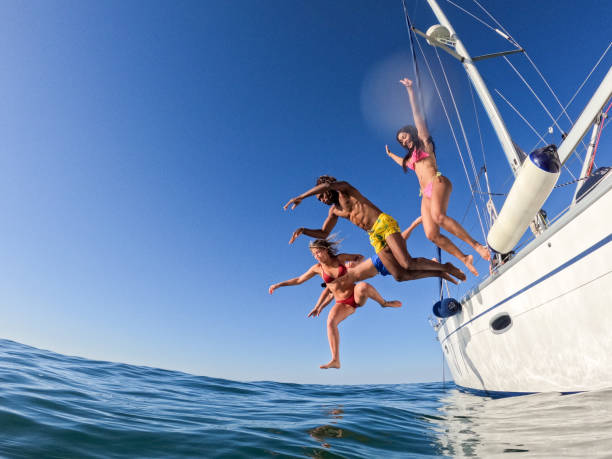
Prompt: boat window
<box><xmin>490</xmin><ymin>313</ymin><xmax>512</xmax><ymax>334</ymax></box>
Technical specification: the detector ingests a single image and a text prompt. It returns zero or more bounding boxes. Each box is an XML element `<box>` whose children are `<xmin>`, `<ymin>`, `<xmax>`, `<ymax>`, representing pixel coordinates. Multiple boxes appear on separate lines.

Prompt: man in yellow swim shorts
<box><xmin>368</xmin><ymin>213</ymin><xmax>401</xmax><ymax>254</ymax></box>
<box><xmin>283</xmin><ymin>175</ymin><xmax>465</xmax><ymax>284</ymax></box>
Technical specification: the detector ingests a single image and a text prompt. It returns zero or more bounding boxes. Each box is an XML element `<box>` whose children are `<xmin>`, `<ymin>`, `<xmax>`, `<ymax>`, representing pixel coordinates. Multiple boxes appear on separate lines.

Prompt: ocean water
<box><xmin>1</xmin><ymin>339</ymin><xmax>611</xmax><ymax>458</ymax></box>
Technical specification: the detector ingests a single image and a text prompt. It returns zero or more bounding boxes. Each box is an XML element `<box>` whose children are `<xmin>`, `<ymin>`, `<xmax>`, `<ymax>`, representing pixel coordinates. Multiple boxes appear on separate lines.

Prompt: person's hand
<box><xmin>385</xmin><ymin>145</ymin><xmax>394</xmax><ymax>156</ymax></box>
<box><xmin>283</xmin><ymin>196</ymin><xmax>302</xmax><ymax>210</ymax></box>
<box><xmin>308</xmin><ymin>306</ymin><xmax>323</xmax><ymax>318</ymax></box>
<box><xmin>269</xmin><ymin>284</ymin><xmax>277</xmax><ymax>294</ymax></box>
<box><xmin>289</xmin><ymin>228</ymin><xmax>303</xmax><ymax>244</ymax></box>
<box><xmin>399</xmin><ymin>78</ymin><xmax>413</xmax><ymax>88</ymax></box>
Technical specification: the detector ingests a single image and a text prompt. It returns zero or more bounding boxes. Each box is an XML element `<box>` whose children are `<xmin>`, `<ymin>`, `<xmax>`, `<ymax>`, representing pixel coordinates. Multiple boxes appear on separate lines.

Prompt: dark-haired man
<box><xmin>283</xmin><ymin>175</ymin><xmax>465</xmax><ymax>284</ymax></box>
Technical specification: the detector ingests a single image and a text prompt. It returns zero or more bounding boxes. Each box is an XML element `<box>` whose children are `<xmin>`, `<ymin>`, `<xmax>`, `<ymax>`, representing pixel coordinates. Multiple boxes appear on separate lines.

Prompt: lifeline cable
<box><xmin>401</xmin><ymin>0</ymin><xmax>428</xmax><ymax>123</ymax></box>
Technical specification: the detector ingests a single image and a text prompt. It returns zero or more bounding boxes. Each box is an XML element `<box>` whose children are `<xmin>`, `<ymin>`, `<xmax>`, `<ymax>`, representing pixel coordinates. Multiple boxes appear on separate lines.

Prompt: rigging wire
<box><xmin>468</xmin><ymin>0</ymin><xmax>606</xmax><ymax>158</ymax></box>
<box><xmin>433</xmin><ymin>46</ymin><xmax>488</xmax><ymax>241</ymax></box>
<box><xmin>413</xmin><ymin>35</ymin><xmax>488</xmax><ymax>242</ymax></box>
<box><xmin>470</xmin><ymin>0</ymin><xmax>517</xmax><ymax>47</ymax></box>
<box><xmin>455</xmin><ymin>0</ymin><xmax>605</xmax><ymax>182</ymax></box>
<box><xmin>492</xmin><ymin>88</ymin><xmax>577</xmax><ymax>181</ymax></box>
<box><xmin>443</xmin><ymin>0</ymin><xmax>588</xmax><ymax>198</ymax></box>
<box><xmin>494</xmin><ymin>89</ymin><xmax>547</xmax><ymax>144</ymax></box>
<box><xmin>467</xmin><ymin>84</ymin><xmax>496</xmax><ymax>228</ymax></box>
<box><xmin>531</xmin><ymin>41</ymin><xmax>612</xmax><ymax>151</ymax></box>
<box><xmin>444</xmin><ymin>0</ymin><xmax>499</xmax><ymax>36</ymax></box>
<box><xmin>502</xmin><ymin>56</ymin><xmax>566</xmax><ymax>137</ymax></box>
<box><xmin>401</xmin><ymin>0</ymin><xmax>428</xmax><ymax>118</ymax></box>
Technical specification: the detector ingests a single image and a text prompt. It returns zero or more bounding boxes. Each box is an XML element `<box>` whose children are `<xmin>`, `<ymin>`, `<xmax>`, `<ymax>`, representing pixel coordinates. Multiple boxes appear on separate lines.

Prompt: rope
<box><xmin>401</xmin><ymin>0</ymin><xmax>428</xmax><ymax>122</ymax></box>
<box><xmin>472</xmin><ymin>168</ymin><xmax>609</xmax><ymax>197</ymax></box>
<box><xmin>433</xmin><ymin>47</ymin><xmax>488</xmax><ymax>241</ymax></box>
<box><xmin>437</xmin><ymin>246</ymin><xmax>443</xmax><ymax>301</ymax></box>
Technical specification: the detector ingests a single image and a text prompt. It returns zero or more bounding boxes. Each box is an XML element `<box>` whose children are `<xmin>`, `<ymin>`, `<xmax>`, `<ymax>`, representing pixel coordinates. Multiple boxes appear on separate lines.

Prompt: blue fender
<box><xmin>433</xmin><ymin>297</ymin><xmax>461</xmax><ymax>318</ymax></box>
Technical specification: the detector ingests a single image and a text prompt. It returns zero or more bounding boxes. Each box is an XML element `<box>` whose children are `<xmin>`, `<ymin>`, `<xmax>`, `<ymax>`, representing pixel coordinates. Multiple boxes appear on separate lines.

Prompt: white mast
<box><xmin>425</xmin><ymin>0</ymin><xmax>523</xmax><ymax>175</ymax></box>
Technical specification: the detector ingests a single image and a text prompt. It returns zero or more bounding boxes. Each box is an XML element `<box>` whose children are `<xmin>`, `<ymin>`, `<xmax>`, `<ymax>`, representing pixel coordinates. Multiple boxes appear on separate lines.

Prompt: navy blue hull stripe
<box><xmin>455</xmin><ymin>382</ymin><xmax>580</xmax><ymax>398</ymax></box>
<box><xmin>441</xmin><ymin>233</ymin><xmax>612</xmax><ymax>344</ymax></box>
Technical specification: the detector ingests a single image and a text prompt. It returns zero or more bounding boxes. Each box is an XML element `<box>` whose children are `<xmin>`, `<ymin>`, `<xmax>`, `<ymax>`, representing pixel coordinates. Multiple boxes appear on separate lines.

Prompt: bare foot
<box><xmin>320</xmin><ymin>360</ymin><xmax>341</xmax><ymax>369</ymax></box>
<box><xmin>463</xmin><ymin>254</ymin><xmax>479</xmax><ymax>276</ymax></box>
<box><xmin>382</xmin><ymin>300</ymin><xmax>402</xmax><ymax>308</ymax></box>
<box><xmin>476</xmin><ymin>244</ymin><xmax>491</xmax><ymax>261</ymax></box>
<box><xmin>441</xmin><ymin>272</ymin><xmax>459</xmax><ymax>285</ymax></box>
<box><xmin>444</xmin><ymin>262</ymin><xmax>466</xmax><ymax>282</ymax></box>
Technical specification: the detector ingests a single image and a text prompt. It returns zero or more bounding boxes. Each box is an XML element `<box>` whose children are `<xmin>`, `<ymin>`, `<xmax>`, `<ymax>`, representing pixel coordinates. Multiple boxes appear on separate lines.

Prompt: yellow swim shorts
<box><xmin>368</xmin><ymin>213</ymin><xmax>400</xmax><ymax>253</ymax></box>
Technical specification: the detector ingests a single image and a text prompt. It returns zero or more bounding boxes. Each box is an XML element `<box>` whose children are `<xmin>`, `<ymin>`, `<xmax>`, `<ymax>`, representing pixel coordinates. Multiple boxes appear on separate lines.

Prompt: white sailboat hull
<box><xmin>436</xmin><ymin>177</ymin><xmax>612</xmax><ymax>394</ymax></box>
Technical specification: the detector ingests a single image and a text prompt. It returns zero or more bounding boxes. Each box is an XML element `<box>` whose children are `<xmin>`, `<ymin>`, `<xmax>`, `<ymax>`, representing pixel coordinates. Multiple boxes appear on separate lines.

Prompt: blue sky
<box><xmin>1</xmin><ymin>0</ymin><xmax>610</xmax><ymax>384</ymax></box>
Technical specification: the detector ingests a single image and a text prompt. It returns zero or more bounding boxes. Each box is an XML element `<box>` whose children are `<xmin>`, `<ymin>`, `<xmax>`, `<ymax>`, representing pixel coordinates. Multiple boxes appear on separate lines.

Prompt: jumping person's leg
<box><xmin>353</xmin><ymin>282</ymin><xmax>401</xmax><ymax>308</ymax></box>
<box><xmin>421</xmin><ymin>193</ymin><xmax>479</xmax><ymax>276</ymax></box>
<box><xmin>429</xmin><ymin>177</ymin><xmax>490</xmax><ymax>263</ymax></box>
<box><xmin>375</xmin><ymin>248</ymin><xmax>462</xmax><ymax>283</ymax></box>
<box><xmin>343</xmin><ymin>258</ymin><xmax>379</xmax><ymax>284</ymax></box>
<box><xmin>320</xmin><ymin>303</ymin><xmax>355</xmax><ymax>369</ymax></box>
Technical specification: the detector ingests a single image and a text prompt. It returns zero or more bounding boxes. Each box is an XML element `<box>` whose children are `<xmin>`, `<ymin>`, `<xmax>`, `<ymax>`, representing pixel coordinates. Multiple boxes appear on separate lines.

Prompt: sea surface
<box><xmin>1</xmin><ymin>338</ymin><xmax>611</xmax><ymax>458</ymax></box>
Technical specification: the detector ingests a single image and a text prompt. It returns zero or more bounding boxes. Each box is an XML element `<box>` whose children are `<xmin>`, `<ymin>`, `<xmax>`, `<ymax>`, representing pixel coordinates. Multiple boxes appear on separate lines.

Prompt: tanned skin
<box><xmin>283</xmin><ymin>178</ymin><xmax>465</xmax><ymax>283</ymax></box>
<box><xmin>269</xmin><ymin>251</ymin><xmax>401</xmax><ymax>370</ymax></box>
<box><xmin>385</xmin><ymin>78</ymin><xmax>490</xmax><ymax>276</ymax></box>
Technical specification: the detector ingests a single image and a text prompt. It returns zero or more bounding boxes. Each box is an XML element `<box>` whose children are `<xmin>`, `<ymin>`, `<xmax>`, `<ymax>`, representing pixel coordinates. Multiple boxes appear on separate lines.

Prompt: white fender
<box><xmin>487</xmin><ymin>145</ymin><xmax>561</xmax><ymax>254</ymax></box>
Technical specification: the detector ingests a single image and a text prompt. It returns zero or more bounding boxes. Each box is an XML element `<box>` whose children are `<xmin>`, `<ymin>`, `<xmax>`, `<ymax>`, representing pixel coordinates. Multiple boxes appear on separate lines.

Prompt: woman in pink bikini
<box><xmin>268</xmin><ymin>239</ymin><xmax>401</xmax><ymax>369</ymax></box>
<box><xmin>385</xmin><ymin>78</ymin><xmax>490</xmax><ymax>276</ymax></box>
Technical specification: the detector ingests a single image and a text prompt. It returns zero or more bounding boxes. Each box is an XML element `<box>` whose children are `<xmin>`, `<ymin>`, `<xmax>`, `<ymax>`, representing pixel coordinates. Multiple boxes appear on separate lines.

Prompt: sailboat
<box><xmin>407</xmin><ymin>0</ymin><xmax>612</xmax><ymax>395</ymax></box>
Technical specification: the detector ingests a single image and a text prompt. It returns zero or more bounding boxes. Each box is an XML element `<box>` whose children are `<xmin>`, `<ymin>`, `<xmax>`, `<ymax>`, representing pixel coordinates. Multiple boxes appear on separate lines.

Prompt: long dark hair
<box><xmin>396</xmin><ymin>125</ymin><xmax>421</xmax><ymax>173</ymax></box>
<box><xmin>396</xmin><ymin>125</ymin><xmax>435</xmax><ymax>173</ymax></box>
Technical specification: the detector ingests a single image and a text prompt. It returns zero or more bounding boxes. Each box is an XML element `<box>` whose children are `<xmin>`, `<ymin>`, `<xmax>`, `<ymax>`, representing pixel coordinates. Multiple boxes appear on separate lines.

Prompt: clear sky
<box><xmin>1</xmin><ymin>0</ymin><xmax>610</xmax><ymax>384</ymax></box>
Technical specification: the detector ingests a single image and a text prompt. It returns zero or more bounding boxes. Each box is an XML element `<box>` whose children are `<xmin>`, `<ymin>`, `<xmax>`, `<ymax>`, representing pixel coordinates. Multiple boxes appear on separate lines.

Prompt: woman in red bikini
<box><xmin>268</xmin><ymin>238</ymin><xmax>401</xmax><ymax>369</ymax></box>
<box><xmin>384</xmin><ymin>78</ymin><xmax>490</xmax><ymax>276</ymax></box>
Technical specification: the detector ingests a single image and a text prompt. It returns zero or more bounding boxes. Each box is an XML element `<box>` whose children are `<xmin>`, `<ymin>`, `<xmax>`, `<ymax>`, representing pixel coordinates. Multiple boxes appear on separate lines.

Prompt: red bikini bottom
<box><xmin>336</xmin><ymin>294</ymin><xmax>358</xmax><ymax>308</ymax></box>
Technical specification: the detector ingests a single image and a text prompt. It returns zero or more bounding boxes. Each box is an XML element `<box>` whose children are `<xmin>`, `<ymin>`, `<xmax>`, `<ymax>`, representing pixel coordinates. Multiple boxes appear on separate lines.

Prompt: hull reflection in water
<box><xmin>431</xmin><ymin>388</ymin><xmax>612</xmax><ymax>457</ymax></box>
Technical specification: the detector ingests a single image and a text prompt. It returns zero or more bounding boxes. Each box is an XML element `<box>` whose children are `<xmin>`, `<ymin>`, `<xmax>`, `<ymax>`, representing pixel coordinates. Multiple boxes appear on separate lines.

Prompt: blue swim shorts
<box><xmin>371</xmin><ymin>255</ymin><xmax>390</xmax><ymax>276</ymax></box>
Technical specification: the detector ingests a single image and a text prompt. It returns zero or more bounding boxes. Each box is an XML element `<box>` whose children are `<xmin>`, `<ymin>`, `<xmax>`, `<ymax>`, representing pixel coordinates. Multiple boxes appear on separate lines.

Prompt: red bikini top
<box><xmin>320</xmin><ymin>263</ymin><xmax>347</xmax><ymax>283</ymax></box>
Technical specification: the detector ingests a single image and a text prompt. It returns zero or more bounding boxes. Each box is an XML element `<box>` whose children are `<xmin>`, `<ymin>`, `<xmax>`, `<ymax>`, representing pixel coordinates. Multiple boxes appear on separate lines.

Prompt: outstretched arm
<box><xmin>269</xmin><ymin>266</ymin><xmax>318</xmax><ymax>294</ymax></box>
<box><xmin>400</xmin><ymin>78</ymin><xmax>431</xmax><ymax>141</ymax></box>
<box><xmin>308</xmin><ymin>287</ymin><xmax>334</xmax><ymax>318</ymax></box>
<box><xmin>289</xmin><ymin>207</ymin><xmax>339</xmax><ymax>244</ymax></box>
<box><xmin>385</xmin><ymin>145</ymin><xmax>405</xmax><ymax>167</ymax></box>
<box><xmin>337</xmin><ymin>253</ymin><xmax>364</xmax><ymax>265</ymax></box>
<box><xmin>402</xmin><ymin>216</ymin><xmax>423</xmax><ymax>240</ymax></box>
<box><xmin>283</xmin><ymin>181</ymin><xmax>352</xmax><ymax>210</ymax></box>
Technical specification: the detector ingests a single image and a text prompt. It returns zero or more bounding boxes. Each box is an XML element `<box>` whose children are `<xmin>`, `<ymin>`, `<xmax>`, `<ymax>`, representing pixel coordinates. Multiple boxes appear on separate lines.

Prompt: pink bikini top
<box><xmin>405</xmin><ymin>148</ymin><xmax>430</xmax><ymax>171</ymax></box>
